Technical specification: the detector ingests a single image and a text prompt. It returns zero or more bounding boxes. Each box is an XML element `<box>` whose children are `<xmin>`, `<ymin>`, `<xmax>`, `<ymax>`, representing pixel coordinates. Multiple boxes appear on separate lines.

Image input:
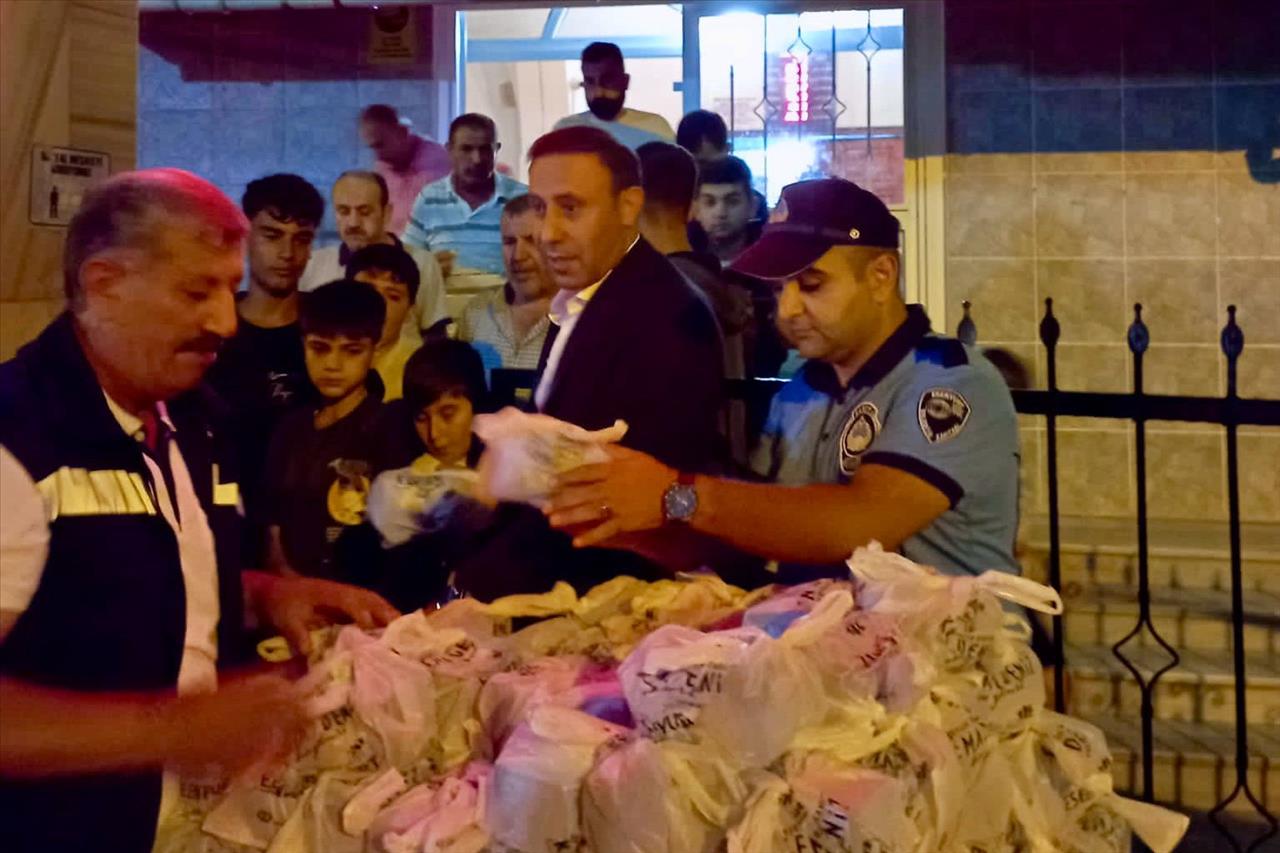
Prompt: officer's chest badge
<box><xmin>839</xmin><ymin>401</ymin><xmax>881</xmax><ymax>475</ymax></box>
<box><xmin>918</xmin><ymin>388</ymin><xmax>971</xmax><ymax>443</ymax></box>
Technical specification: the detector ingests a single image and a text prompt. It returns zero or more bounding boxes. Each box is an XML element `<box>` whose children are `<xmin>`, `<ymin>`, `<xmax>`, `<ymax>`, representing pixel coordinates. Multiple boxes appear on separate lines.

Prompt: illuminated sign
<box><xmin>782</xmin><ymin>55</ymin><xmax>810</xmax><ymax>122</ymax></box>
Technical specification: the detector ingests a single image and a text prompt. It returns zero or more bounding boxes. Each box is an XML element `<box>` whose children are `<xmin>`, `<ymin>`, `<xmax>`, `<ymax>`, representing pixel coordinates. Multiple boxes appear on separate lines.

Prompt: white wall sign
<box><xmin>30</xmin><ymin>145</ymin><xmax>110</xmax><ymax>227</ymax></box>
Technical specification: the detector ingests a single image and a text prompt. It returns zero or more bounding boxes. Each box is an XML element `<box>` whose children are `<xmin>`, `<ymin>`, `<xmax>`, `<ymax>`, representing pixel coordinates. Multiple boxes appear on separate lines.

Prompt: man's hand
<box><xmin>161</xmin><ymin>674</ymin><xmax>307</xmax><ymax>776</ymax></box>
<box><xmin>434</xmin><ymin>249</ymin><xmax>457</xmax><ymax>278</ymax></box>
<box><xmin>545</xmin><ymin>445</ymin><xmax>675</xmax><ymax>548</ymax></box>
<box><xmin>248</xmin><ymin>572</ymin><xmax>400</xmax><ymax>655</ymax></box>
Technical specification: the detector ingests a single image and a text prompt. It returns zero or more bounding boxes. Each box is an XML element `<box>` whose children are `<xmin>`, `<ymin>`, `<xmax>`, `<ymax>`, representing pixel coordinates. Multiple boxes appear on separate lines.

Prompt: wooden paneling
<box><xmin>0</xmin><ymin>0</ymin><xmax>137</xmax><ymax>359</ymax></box>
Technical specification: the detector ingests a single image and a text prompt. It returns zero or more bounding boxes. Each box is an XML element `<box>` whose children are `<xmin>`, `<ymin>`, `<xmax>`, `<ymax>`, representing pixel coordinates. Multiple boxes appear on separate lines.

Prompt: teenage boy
<box><xmin>206</xmin><ymin>174</ymin><xmax>323</xmax><ymax>556</ymax></box>
<box><xmin>693</xmin><ymin>155</ymin><xmax>762</xmax><ymax>264</ymax></box>
<box><xmin>262</xmin><ymin>280</ymin><xmax>392</xmax><ymax>582</ymax></box>
<box><xmin>346</xmin><ymin>243</ymin><xmax>424</xmax><ymax>402</ymax></box>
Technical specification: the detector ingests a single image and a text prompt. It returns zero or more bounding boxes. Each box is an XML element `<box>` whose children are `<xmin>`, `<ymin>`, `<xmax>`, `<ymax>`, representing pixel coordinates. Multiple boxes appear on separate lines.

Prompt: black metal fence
<box><xmin>489</xmin><ymin>298</ymin><xmax>1280</xmax><ymax>851</ymax></box>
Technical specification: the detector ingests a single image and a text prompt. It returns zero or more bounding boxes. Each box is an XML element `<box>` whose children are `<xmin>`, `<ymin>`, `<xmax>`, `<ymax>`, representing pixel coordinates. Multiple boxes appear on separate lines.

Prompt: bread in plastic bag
<box><xmin>619</xmin><ymin>591</ymin><xmax>850</xmax><ymax>768</ymax></box>
<box><xmin>472</xmin><ymin>408</ymin><xmax>627</xmax><ymax>506</ymax></box>
<box><xmin>741</xmin><ymin>578</ymin><xmax>852</xmax><ymax>638</ymax></box>
<box><xmin>583</xmin><ymin>737</ymin><xmax>750</xmax><ymax>853</ymax></box>
<box><xmin>367</xmin><ymin>465</ymin><xmax>482</xmax><ymax>547</ymax></box>
<box><xmin>1009</xmin><ymin>711</ymin><xmax>1189</xmax><ymax>853</ymax></box>
<box><xmin>476</xmin><ymin>654</ymin><xmax>592</xmax><ymax>755</ymax></box>
<box><xmin>484</xmin><ymin>705</ymin><xmax>628</xmax><ymax>852</ymax></box>
<box><xmin>365</xmin><ymin>762</ymin><xmax>495</xmax><ymax>853</ymax></box>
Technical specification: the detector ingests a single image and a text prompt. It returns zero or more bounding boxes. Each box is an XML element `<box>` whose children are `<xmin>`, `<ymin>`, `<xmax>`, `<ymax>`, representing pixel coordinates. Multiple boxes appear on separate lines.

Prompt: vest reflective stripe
<box><xmin>35</xmin><ymin>466</ymin><xmax>157</xmax><ymax>520</ymax></box>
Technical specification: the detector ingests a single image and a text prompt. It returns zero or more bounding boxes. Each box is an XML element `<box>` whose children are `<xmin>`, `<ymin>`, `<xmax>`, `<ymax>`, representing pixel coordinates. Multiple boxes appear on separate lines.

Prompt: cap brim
<box><xmin>727</xmin><ymin>232</ymin><xmax>834</xmax><ymax>280</ymax></box>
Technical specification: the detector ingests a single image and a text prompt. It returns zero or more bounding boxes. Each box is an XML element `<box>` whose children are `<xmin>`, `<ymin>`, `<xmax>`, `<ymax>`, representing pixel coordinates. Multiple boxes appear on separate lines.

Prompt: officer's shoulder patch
<box><xmin>914</xmin><ymin>337</ymin><xmax>969</xmax><ymax>369</ymax></box>
<box><xmin>918</xmin><ymin>387</ymin><xmax>971</xmax><ymax>443</ymax></box>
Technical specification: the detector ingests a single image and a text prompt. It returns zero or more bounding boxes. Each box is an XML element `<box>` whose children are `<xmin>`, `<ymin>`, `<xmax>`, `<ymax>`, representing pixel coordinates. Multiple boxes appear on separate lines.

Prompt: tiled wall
<box><xmin>138</xmin><ymin>8</ymin><xmax>447</xmax><ymax>242</ymax></box>
<box><xmin>942</xmin><ymin>0</ymin><xmax>1279</xmax><ymax>524</ymax></box>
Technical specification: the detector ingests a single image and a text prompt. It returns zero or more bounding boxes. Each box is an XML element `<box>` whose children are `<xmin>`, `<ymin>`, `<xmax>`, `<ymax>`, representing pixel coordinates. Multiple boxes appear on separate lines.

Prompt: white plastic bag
<box><xmin>1011</xmin><ymin>712</ymin><xmax>1189</xmax><ymax>853</ymax></box>
<box><xmin>476</xmin><ymin>654</ymin><xmax>591</xmax><ymax>754</ymax></box>
<box><xmin>620</xmin><ymin>592</ymin><xmax>849</xmax><ymax>768</ymax></box>
<box><xmin>366</xmin><ymin>763</ymin><xmax>494</xmax><ymax>853</ymax></box>
<box><xmin>741</xmin><ymin>578</ymin><xmax>851</xmax><ymax>638</ymax></box>
<box><xmin>583</xmin><ymin>737</ymin><xmax>751</xmax><ymax>853</ymax></box>
<box><xmin>336</xmin><ymin>627</ymin><xmax>438</xmax><ymax>770</ymax></box>
<box><xmin>367</xmin><ymin>466</ymin><xmax>482</xmax><ymax>547</ymax></box>
<box><xmin>485</xmin><ymin>705</ymin><xmax>627</xmax><ymax>852</ymax></box>
<box><xmin>473</xmin><ymin>407</ymin><xmax>627</xmax><ymax>506</ymax></box>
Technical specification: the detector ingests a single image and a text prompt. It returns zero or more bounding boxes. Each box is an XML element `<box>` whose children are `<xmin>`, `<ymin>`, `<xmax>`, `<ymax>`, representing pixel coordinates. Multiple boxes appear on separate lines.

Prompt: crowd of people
<box><xmin>0</xmin><ymin>40</ymin><xmax>1027</xmax><ymax>851</ymax></box>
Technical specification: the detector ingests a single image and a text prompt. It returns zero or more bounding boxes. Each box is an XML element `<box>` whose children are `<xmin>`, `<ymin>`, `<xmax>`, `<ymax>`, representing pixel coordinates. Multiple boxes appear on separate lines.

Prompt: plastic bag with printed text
<box><xmin>619</xmin><ymin>590</ymin><xmax>851</xmax><ymax>768</ymax></box>
<box><xmin>471</xmin><ymin>407</ymin><xmax>627</xmax><ymax>506</ymax></box>
<box><xmin>1007</xmin><ymin>711</ymin><xmax>1189</xmax><ymax>853</ymax></box>
<box><xmin>484</xmin><ymin>705</ymin><xmax>628</xmax><ymax>852</ymax></box>
<box><xmin>582</xmin><ymin>736</ymin><xmax>754</xmax><ymax>853</ymax></box>
<box><xmin>365</xmin><ymin>762</ymin><xmax>496</xmax><ymax>853</ymax></box>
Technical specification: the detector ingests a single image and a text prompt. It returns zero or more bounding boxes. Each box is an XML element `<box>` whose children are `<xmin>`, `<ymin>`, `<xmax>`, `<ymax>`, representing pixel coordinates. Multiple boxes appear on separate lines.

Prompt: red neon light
<box><xmin>783</xmin><ymin>56</ymin><xmax>810</xmax><ymax>123</ymax></box>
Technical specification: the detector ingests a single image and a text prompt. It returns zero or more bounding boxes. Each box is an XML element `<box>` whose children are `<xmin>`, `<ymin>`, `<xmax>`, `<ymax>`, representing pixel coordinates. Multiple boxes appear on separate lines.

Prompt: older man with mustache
<box><xmin>0</xmin><ymin>169</ymin><xmax>398</xmax><ymax>851</ymax></box>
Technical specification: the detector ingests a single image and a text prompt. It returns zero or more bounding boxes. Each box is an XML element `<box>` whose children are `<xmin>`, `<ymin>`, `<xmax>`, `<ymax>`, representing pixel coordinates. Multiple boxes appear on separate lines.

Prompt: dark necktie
<box><xmin>138</xmin><ymin>407</ymin><xmax>181</xmax><ymax>524</ymax></box>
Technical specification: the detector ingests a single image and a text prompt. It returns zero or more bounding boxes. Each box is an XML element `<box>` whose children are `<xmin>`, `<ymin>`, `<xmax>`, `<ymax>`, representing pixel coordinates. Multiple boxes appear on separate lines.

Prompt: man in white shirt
<box><xmin>300</xmin><ymin>170</ymin><xmax>447</xmax><ymax>340</ymax></box>
<box><xmin>553</xmin><ymin>41</ymin><xmax>676</xmax><ymax>151</ymax></box>
<box><xmin>0</xmin><ymin>169</ymin><xmax>398</xmax><ymax>851</ymax></box>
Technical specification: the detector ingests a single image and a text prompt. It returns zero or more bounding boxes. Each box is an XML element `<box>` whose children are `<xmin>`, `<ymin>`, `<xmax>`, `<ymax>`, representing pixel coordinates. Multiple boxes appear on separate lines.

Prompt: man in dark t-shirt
<box><xmin>206</xmin><ymin>174</ymin><xmax>324</xmax><ymax>560</ymax></box>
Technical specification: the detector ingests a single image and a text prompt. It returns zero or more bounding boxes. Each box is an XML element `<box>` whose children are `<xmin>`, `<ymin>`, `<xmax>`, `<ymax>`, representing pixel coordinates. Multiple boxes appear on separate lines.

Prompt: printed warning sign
<box><xmin>30</xmin><ymin>145</ymin><xmax>110</xmax><ymax>227</ymax></box>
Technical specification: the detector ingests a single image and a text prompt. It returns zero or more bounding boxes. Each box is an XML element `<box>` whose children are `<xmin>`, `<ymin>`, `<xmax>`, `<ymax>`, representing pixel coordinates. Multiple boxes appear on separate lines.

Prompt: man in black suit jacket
<box><xmin>528</xmin><ymin>126</ymin><xmax>725</xmax><ymax>474</ymax></box>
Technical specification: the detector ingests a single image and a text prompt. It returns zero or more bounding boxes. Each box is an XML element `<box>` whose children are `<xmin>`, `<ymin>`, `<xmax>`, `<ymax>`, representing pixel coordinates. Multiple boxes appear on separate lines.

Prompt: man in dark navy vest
<box><xmin>0</xmin><ymin>168</ymin><xmax>399</xmax><ymax>851</ymax></box>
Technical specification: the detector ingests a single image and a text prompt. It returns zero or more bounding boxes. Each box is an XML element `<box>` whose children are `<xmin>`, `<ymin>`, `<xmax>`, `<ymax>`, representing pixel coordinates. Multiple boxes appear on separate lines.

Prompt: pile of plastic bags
<box><xmin>156</xmin><ymin>545</ymin><xmax>1189</xmax><ymax>853</ymax></box>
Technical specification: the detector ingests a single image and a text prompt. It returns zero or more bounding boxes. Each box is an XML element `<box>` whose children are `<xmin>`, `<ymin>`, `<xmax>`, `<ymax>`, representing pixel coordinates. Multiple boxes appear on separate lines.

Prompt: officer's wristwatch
<box><xmin>661</xmin><ymin>471</ymin><xmax>698</xmax><ymax>524</ymax></box>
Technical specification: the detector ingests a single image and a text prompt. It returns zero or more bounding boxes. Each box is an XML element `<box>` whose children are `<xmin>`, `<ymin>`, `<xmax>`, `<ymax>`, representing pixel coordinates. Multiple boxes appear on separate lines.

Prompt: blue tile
<box><xmin>212</xmin><ymin>79</ymin><xmax>284</xmax><ymax>113</ymax></box>
<box><xmin>1034</xmin><ymin>88</ymin><xmax>1122</xmax><ymax>153</ymax></box>
<box><xmin>283</xmin><ymin>107</ymin><xmax>364</xmax><ymax>190</ymax></box>
<box><xmin>945</xmin><ymin>3</ymin><xmax>1031</xmax><ymax>92</ymax></box>
<box><xmin>284</xmin><ymin>80</ymin><xmax>358</xmax><ymax>112</ymax></box>
<box><xmin>1031</xmin><ymin>1</ymin><xmax>1123</xmax><ymax>89</ymax></box>
<box><xmin>138</xmin><ymin>47</ymin><xmax>213</xmax><ymax>111</ymax></box>
<box><xmin>1124</xmin><ymin>86</ymin><xmax>1214</xmax><ymax>152</ymax></box>
<box><xmin>211</xmin><ymin>109</ymin><xmax>287</xmax><ymax>187</ymax></box>
<box><xmin>947</xmin><ymin>89</ymin><xmax>1033</xmax><ymax>154</ymax></box>
<box><xmin>137</xmin><ymin>109</ymin><xmax>215</xmax><ymax>178</ymax></box>
<box><xmin>356</xmin><ymin>76</ymin><xmax>435</xmax><ymax>109</ymax></box>
<box><xmin>1214</xmin><ymin>0</ymin><xmax>1280</xmax><ymax>83</ymax></box>
<box><xmin>1123</xmin><ymin>0</ymin><xmax>1214</xmax><ymax>85</ymax></box>
<box><xmin>1216</xmin><ymin>84</ymin><xmax>1280</xmax><ymax>152</ymax></box>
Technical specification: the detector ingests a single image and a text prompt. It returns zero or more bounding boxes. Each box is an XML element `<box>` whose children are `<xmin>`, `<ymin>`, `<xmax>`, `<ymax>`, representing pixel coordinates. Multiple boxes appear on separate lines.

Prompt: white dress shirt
<box><xmin>534</xmin><ymin>236</ymin><xmax>639</xmax><ymax>410</ymax></box>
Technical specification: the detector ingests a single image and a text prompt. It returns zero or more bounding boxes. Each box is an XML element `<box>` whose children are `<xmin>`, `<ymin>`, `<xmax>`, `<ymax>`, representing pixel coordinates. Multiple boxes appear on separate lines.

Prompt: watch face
<box><xmin>664</xmin><ymin>484</ymin><xmax>698</xmax><ymax>521</ymax></box>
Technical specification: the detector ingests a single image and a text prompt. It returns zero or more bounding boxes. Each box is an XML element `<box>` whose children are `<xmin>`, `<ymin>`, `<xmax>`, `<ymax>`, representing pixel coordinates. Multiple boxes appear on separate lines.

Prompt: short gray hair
<box><xmin>63</xmin><ymin>168</ymin><xmax>248</xmax><ymax>310</ymax></box>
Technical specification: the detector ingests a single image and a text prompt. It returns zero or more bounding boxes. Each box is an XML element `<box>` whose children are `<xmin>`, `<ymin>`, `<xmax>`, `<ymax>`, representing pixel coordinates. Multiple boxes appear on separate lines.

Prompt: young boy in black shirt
<box><xmin>263</xmin><ymin>280</ymin><xmax>394</xmax><ymax>581</ymax></box>
<box><xmin>206</xmin><ymin>174</ymin><xmax>324</xmax><ymax>561</ymax></box>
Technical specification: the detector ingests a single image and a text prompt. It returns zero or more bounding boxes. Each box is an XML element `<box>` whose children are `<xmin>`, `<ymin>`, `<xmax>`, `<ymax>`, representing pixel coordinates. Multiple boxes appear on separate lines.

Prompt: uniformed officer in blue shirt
<box><xmin>545</xmin><ymin>177</ymin><xmax>1021</xmax><ymax>582</ymax></box>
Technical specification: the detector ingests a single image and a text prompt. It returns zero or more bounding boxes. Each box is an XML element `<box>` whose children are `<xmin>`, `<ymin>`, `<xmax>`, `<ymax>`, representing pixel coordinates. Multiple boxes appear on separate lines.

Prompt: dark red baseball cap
<box><xmin>728</xmin><ymin>178</ymin><xmax>900</xmax><ymax>280</ymax></box>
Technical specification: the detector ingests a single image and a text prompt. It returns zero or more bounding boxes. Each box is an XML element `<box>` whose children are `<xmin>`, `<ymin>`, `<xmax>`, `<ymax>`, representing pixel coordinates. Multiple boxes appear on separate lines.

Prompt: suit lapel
<box><xmin>540</xmin><ymin>240</ymin><xmax>651</xmax><ymax>414</ymax></box>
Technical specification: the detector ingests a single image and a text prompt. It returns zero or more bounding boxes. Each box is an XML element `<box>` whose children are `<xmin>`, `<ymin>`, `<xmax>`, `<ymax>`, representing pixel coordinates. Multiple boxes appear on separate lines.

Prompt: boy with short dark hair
<box><xmin>693</xmin><ymin>155</ymin><xmax>761</xmax><ymax>264</ymax></box>
<box><xmin>346</xmin><ymin>243</ymin><xmax>425</xmax><ymax>401</ymax></box>
<box><xmin>262</xmin><ymin>280</ymin><xmax>391</xmax><ymax>581</ymax></box>
<box><xmin>206</xmin><ymin>172</ymin><xmax>324</xmax><ymax>562</ymax></box>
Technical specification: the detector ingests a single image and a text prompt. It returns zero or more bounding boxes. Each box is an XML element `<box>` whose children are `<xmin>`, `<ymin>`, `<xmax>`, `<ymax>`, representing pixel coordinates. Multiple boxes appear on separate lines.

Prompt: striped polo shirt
<box><xmin>402</xmin><ymin>172</ymin><xmax>527</xmax><ymax>279</ymax></box>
